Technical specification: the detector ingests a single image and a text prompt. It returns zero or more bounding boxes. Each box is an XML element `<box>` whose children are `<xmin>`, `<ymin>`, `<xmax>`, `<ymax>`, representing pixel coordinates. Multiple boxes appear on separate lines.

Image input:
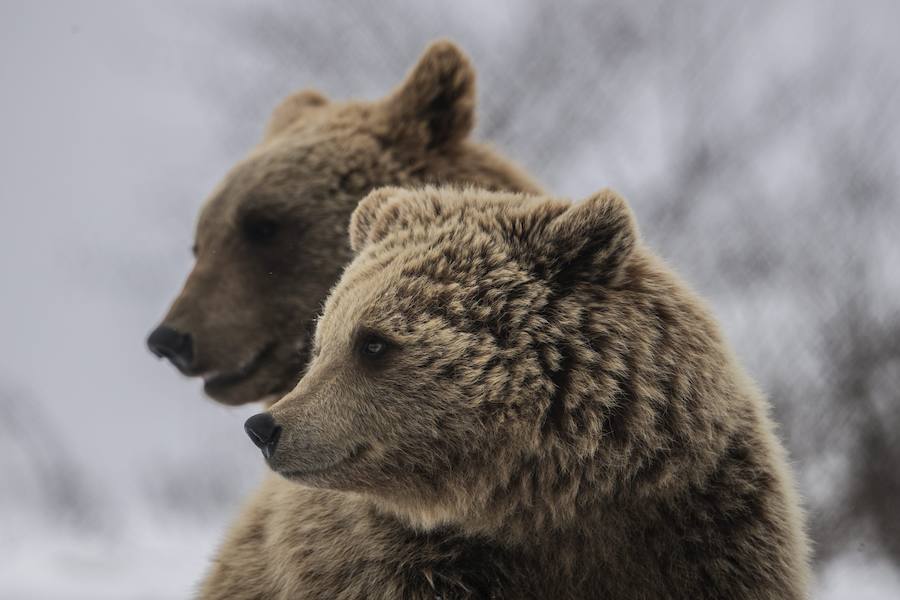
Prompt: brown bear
<box><xmin>146</xmin><ymin>41</ymin><xmax>540</xmax><ymax>406</ymax></box>
<box><xmin>202</xmin><ymin>186</ymin><xmax>810</xmax><ymax>599</ymax></box>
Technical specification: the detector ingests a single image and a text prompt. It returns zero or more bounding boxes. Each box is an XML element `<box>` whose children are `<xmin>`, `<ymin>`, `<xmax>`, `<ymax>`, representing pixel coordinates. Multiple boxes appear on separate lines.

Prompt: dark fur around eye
<box><xmin>242</xmin><ymin>215</ymin><xmax>280</xmax><ymax>243</ymax></box>
<box><xmin>355</xmin><ymin>328</ymin><xmax>394</xmax><ymax>364</ymax></box>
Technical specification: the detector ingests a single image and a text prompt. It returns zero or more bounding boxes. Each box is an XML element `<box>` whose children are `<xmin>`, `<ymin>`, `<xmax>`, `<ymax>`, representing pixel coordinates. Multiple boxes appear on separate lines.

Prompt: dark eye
<box><xmin>242</xmin><ymin>216</ymin><xmax>279</xmax><ymax>243</ymax></box>
<box><xmin>357</xmin><ymin>330</ymin><xmax>393</xmax><ymax>364</ymax></box>
<box><xmin>361</xmin><ymin>337</ymin><xmax>387</xmax><ymax>358</ymax></box>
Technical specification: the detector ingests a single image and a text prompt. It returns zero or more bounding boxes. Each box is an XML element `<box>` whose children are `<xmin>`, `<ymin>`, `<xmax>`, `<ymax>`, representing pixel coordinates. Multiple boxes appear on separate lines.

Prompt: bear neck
<box><xmin>397</xmin><ymin>140</ymin><xmax>542</xmax><ymax>197</ymax></box>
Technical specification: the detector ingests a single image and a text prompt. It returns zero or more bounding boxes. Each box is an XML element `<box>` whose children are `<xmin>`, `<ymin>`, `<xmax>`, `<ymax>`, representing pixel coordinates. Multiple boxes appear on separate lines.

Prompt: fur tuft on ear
<box><xmin>264</xmin><ymin>89</ymin><xmax>329</xmax><ymax>139</ymax></box>
<box><xmin>545</xmin><ymin>189</ymin><xmax>639</xmax><ymax>287</ymax></box>
<box><xmin>349</xmin><ymin>187</ymin><xmax>405</xmax><ymax>253</ymax></box>
<box><xmin>383</xmin><ymin>40</ymin><xmax>476</xmax><ymax>150</ymax></box>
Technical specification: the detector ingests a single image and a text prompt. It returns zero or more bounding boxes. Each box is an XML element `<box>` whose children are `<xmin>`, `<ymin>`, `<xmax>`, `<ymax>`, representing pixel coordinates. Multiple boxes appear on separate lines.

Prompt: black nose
<box><xmin>147</xmin><ymin>325</ymin><xmax>193</xmax><ymax>371</ymax></box>
<box><xmin>244</xmin><ymin>413</ymin><xmax>281</xmax><ymax>459</ymax></box>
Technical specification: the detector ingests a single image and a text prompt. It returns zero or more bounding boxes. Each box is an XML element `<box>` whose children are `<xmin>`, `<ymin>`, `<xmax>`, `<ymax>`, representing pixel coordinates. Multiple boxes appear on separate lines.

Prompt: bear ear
<box><xmin>264</xmin><ymin>89</ymin><xmax>329</xmax><ymax>139</ymax></box>
<box><xmin>542</xmin><ymin>189</ymin><xmax>639</xmax><ymax>286</ymax></box>
<box><xmin>383</xmin><ymin>39</ymin><xmax>476</xmax><ymax>150</ymax></box>
<box><xmin>349</xmin><ymin>187</ymin><xmax>406</xmax><ymax>253</ymax></box>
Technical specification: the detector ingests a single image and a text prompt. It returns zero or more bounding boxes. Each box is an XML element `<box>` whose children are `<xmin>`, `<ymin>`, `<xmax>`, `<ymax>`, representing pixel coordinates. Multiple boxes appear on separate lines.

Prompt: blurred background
<box><xmin>2</xmin><ymin>1</ymin><xmax>898</xmax><ymax>598</ymax></box>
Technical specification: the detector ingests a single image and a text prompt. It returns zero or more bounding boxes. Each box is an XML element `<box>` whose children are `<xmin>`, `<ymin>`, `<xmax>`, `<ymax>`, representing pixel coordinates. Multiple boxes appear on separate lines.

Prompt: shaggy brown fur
<box><xmin>202</xmin><ymin>187</ymin><xmax>810</xmax><ymax>599</ymax></box>
<box><xmin>148</xmin><ymin>41</ymin><xmax>540</xmax><ymax>405</ymax></box>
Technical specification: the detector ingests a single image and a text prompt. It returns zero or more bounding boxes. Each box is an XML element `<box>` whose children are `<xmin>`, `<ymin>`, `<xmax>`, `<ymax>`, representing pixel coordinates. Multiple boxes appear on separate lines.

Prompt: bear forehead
<box><xmin>330</xmin><ymin>208</ymin><xmax>559</xmax><ymax>335</ymax></box>
<box><xmin>199</xmin><ymin>135</ymin><xmax>387</xmax><ymax>223</ymax></box>
<box><xmin>321</xmin><ymin>253</ymin><xmax>548</xmax><ymax>363</ymax></box>
<box><xmin>369</xmin><ymin>213</ymin><xmax>529</xmax><ymax>288</ymax></box>
<box><xmin>361</xmin><ymin>190</ymin><xmax>565</xmax><ymax>254</ymax></box>
<box><xmin>390</xmin><ymin>188</ymin><xmax>568</xmax><ymax>231</ymax></box>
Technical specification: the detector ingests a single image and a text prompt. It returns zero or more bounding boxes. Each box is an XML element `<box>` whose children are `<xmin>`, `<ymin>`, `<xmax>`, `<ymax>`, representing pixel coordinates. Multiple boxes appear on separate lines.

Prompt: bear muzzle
<box><xmin>244</xmin><ymin>412</ymin><xmax>282</xmax><ymax>459</ymax></box>
<box><xmin>146</xmin><ymin>324</ymin><xmax>194</xmax><ymax>373</ymax></box>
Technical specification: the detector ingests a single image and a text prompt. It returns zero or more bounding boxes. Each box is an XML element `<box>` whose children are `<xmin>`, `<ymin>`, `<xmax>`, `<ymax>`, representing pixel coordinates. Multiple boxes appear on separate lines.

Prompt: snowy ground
<box><xmin>1</xmin><ymin>523</ymin><xmax>221</xmax><ymax>600</ymax></box>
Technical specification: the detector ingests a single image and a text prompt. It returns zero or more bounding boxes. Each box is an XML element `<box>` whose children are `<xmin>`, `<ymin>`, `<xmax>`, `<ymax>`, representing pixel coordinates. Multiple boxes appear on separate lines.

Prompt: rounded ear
<box><xmin>545</xmin><ymin>189</ymin><xmax>639</xmax><ymax>286</ymax></box>
<box><xmin>349</xmin><ymin>187</ymin><xmax>405</xmax><ymax>253</ymax></box>
<box><xmin>383</xmin><ymin>39</ymin><xmax>475</xmax><ymax>150</ymax></box>
<box><xmin>264</xmin><ymin>89</ymin><xmax>329</xmax><ymax>139</ymax></box>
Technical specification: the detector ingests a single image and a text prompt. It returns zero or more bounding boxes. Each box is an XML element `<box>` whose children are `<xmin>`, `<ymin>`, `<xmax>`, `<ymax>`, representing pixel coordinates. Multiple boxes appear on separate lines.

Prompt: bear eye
<box><xmin>242</xmin><ymin>216</ymin><xmax>279</xmax><ymax>243</ymax></box>
<box><xmin>357</xmin><ymin>330</ymin><xmax>392</xmax><ymax>363</ymax></box>
<box><xmin>361</xmin><ymin>337</ymin><xmax>387</xmax><ymax>357</ymax></box>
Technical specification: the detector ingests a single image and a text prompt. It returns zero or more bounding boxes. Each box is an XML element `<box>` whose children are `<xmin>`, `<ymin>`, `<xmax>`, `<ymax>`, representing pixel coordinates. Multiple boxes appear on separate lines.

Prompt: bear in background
<box><xmin>147</xmin><ymin>41</ymin><xmax>540</xmax><ymax>406</ymax></box>
<box><xmin>207</xmin><ymin>186</ymin><xmax>809</xmax><ymax>599</ymax></box>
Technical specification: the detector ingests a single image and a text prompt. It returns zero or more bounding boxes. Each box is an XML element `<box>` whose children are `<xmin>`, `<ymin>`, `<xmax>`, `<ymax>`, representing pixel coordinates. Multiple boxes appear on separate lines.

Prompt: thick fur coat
<box><xmin>201</xmin><ymin>187</ymin><xmax>810</xmax><ymax>599</ymax></box>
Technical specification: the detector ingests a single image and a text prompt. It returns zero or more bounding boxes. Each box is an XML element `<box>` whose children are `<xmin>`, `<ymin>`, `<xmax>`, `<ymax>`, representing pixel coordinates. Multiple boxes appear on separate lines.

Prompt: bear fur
<box><xmin>201</xmin><ymin>187</ymin><xmax>810</xmax><ymax>599</ymax></box>
<box><xmin>148</xmin><ymin>40</ymin><xmax>540</xmax><ymax>406</ymax></box>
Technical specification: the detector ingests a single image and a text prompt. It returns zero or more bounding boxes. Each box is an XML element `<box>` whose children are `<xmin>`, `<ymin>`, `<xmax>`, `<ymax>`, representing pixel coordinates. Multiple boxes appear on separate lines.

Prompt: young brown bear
<box><xmin>147</xmin><ymin>41</ymin><xmax>539</xmax><ymax>406</ymax></box>
<box><xmin>203</xmin><ymin>187</ymin><xmax>810</xmax><ymax>599</ymax></box>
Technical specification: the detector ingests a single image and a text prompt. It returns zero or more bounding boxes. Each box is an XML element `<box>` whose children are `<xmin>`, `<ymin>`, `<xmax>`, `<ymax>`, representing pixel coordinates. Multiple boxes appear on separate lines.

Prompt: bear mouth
<box><xmin>278</xmin><ymin>444</ymin><xmax>368</xmax><ymax>480</ymax></box>
<box><xmin>203</xmin><ymin>343</ymin><xmax>275</xmax><ymax>395</ymax></box>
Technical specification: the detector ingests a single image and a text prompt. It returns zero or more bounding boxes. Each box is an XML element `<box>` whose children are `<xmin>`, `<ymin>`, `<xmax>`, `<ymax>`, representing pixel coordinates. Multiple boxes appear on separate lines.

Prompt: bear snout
<box><xmin>146</xmin><ymin>324</ymin><xmax>194</xmax><ymax>373</ymax></box>
<box><xmin>244</xmin><ymin>412</ymin><xmax>282</xmax><ymax>459</ymax></box>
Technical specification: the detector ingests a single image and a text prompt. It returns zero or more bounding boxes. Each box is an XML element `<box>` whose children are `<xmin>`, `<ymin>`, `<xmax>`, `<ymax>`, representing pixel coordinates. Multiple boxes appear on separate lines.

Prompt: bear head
<box><xmin>251</xmin><ymin>186</ymin><xmax>730</xmax><ymax>541</ymax></box>
<box><xmin>147</xmin><ymin>41</ymin><xmax>540</xmax><ymax>406</ymax></box>
<box><xmin>245</xmin><ymin>186</ymin><xmax>810</xmax><ymax>594</ymax></box>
